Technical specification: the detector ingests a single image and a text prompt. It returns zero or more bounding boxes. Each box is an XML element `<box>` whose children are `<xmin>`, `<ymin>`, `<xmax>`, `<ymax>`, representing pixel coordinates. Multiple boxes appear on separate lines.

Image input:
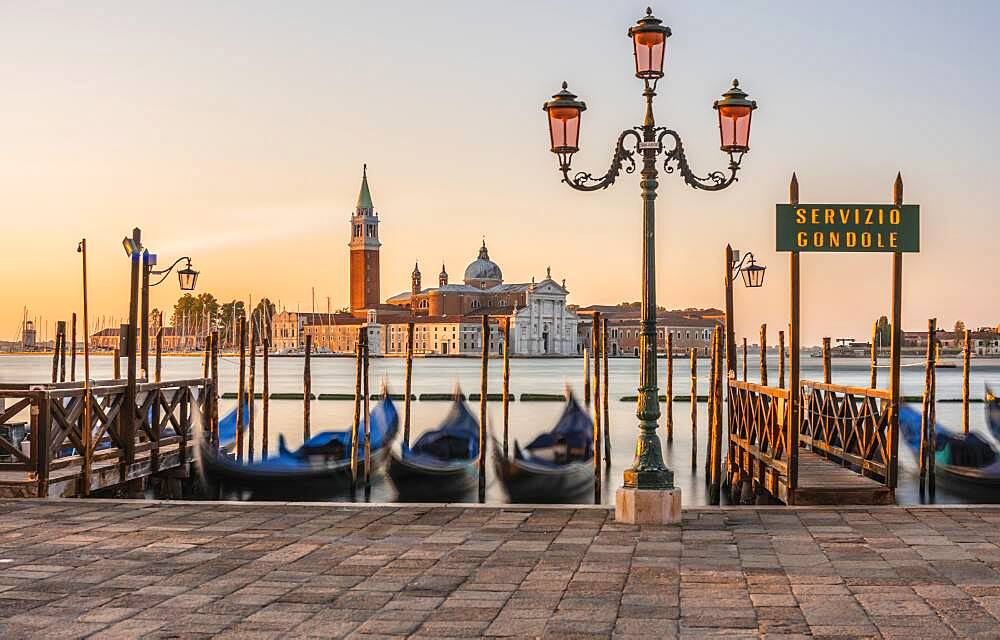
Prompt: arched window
<box><xmin>471</xmin><ymin>299</ymin><xmax>481</xmax><ymax>309</ymax></box>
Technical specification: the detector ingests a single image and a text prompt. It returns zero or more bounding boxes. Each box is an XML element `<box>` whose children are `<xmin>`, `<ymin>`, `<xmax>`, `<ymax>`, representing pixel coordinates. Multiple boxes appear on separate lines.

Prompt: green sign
<box><xmin>775</xmin><ymin>204</ymin><xmax>919</xmax><ymax>252</ymax></box>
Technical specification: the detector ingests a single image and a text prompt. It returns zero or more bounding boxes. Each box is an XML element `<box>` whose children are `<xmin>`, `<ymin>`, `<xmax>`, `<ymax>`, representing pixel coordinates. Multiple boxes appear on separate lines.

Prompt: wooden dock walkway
<box><xmin>792</xmin><ymin>450</ymin><xmax>893</xmax><ymax>505</ymax></box>
<box><xmin>0</xmin><ymin>378</ymin><xmax>212</xmax><ymax>498</ymax></box>
<box><xmin>728</xmin><ymin>379</ymin><xmax>897</xmax><ymax>505</ymax></box>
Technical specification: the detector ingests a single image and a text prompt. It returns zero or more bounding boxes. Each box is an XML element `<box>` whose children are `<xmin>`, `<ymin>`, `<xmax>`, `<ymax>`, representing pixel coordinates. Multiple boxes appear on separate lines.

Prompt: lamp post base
<box><xmin>615</xmin><ymin>487</ymin><xmax>682</xmax><ymax>524</ymax></box>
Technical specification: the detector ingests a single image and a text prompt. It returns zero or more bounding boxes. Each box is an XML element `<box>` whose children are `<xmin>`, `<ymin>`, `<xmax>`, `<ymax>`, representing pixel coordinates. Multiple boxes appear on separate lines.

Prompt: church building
<box><xmin>385</xmin><ymin>242</ymin><xmax>579</xmax><ymax>356</ymax></box>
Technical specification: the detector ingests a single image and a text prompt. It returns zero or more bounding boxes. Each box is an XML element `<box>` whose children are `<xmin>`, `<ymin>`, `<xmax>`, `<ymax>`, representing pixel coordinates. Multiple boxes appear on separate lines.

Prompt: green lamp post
<box><xmin>543</xmin><ymin>7</ymin><xmax>758</xmax><ymax>522</ymax></box>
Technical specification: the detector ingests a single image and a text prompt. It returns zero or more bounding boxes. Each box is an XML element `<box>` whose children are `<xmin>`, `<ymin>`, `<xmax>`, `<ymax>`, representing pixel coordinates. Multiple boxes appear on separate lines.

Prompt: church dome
<box><xmin>463</xmin><ymin>241</ymin><xmax>502</xmax><ymax>288</ymax></box>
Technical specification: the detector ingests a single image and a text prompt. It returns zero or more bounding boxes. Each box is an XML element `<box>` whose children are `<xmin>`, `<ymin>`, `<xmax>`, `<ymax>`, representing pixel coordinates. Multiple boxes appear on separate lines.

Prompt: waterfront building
<box><xmin>385</xmin><ymin>242</ymin><xmax>579</xmax><ymax>356</ymax></box>
<box><xmin>383</xmin><ymin>315</ymin><xmax>503</xmax><ymax>356</ymax></box>
<box><xmin>90</xmin><ymin>325</ymin><xmax>204</xmax><ymax>352</ymax></box>
<box><xmin>575</xmin><ymin>307</ymin><xmax>723</xmax><ymax>357</ymax></box>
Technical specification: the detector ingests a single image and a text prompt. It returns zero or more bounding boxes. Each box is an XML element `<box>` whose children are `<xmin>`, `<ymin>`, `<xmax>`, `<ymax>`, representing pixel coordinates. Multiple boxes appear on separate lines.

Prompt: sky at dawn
<box><xmin>2</xmin><ymin>1</ymin><xmax>998</xmax><ymax>344</ymax></box>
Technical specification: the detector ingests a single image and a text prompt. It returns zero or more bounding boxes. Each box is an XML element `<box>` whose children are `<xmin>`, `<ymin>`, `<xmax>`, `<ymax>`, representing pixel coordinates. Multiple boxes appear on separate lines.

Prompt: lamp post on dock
<box><xmin>542</xmin><ymin>7</ymin><xmax>757</xmax><ymax>523</ymax></box>
<box><xmin>138</xmin><ymin>250</ymin><xmax>199</xmax><ymax>375</ymax></box>
<box><xmin>724</xmin><ymin>247</ymin><xmax>766</xmax><ymax>378</ymax></box>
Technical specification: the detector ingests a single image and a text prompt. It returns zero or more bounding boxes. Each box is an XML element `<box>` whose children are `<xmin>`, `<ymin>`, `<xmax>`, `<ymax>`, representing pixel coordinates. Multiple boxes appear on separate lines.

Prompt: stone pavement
<box><xmin>0</xmin><ymin>500</ymin><xmax>999</xmax><ymax>639</ymax></box>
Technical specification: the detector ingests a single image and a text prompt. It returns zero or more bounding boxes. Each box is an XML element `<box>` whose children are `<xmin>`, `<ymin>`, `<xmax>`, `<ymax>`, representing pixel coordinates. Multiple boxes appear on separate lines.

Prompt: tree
<box><xmin>219</xmin><ymin>300</ymin><xmax>246</xmax><ymax>348</ymax></box>
<box><xmin>251</xmin><ymin>298</ymin><xmax>276</xmax><ymax>347</ymax></box>
<box><xmin>875</xmin><ymin>315</ymin><xmax>891</xmax><ymax>347</ymax></box>
<box><xmin>953</xmin><ymin>320</ymin><xmax>966</xmax><ymax>335</ymax></box>
<box><xmin>171</xmin><ymin>292</ymin><xmax>219</xmax><ymax>336</ymax></box>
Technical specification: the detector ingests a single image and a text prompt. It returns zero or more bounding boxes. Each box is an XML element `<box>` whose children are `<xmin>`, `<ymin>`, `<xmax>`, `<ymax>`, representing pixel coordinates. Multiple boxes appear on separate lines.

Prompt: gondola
<box><xmin>899</xmin><ymin>399</ymin><xmax>1000</xmax><ymax>489</ymax></box>
<box><xmin>494</xmin><ymin>393</ymin><xmax>595</xmax><ymax>504</ymax></box>
<box><xmin>196</xmin><ymin>397</ymin><xmax>399</xmax><ymax>500</ymax></box>
<box><xmin>387</xmin><ymin>395</ymin><xmax>480</xmax><ymax>501</ymax></box>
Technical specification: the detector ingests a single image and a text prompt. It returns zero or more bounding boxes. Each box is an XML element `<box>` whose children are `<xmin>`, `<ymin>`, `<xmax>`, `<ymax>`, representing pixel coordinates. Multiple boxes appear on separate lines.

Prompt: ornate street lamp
<box><xmin>544</xmin><ymin>7</ymin><xmax>758</xmax><ymax>522</ymax></box>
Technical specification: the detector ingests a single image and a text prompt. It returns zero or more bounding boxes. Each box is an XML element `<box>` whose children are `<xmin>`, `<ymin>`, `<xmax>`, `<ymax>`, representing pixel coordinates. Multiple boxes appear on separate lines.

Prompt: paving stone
<box><xmin>0</xmin><ymin>500</ymin><xmax>998</xmax><ymax>638</ymax></box>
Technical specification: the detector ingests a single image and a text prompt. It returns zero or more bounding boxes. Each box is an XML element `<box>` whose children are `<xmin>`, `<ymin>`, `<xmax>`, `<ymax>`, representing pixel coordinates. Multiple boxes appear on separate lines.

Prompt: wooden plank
<box><xmin>801</xmin><ymin>380</ymin><xmax>892</xmax><ymax>400</ymax></box>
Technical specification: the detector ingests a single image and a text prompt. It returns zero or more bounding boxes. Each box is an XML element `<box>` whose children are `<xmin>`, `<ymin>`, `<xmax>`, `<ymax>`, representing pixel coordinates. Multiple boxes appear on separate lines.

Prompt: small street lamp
<box><xmin>142</xmin><ymin>254</ymin><xmax>200</xmax><ymax>371</ymax></box>
<box><xmin>121</xmin><ymin>229</ymin><xmax>200</xmax><ymax>376</ymax></box>
<box><xmin>543</xmin><ymin>7</ymin><xmax>757</xmax><ymax>523</ymax></box>
<box><xmin>724</xmin><ymin>246</ymin><xmax>766</xmax><ymax>380</ymax></box>
<box><xmin>731</xmin><ymin>250</ymin><xmax>766</xmax><ymax>289</ymax></box>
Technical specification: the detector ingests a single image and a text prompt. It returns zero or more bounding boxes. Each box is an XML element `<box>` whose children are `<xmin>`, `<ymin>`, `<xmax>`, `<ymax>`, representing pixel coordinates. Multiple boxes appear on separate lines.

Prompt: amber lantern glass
<box><xmin>713</xmin><ymin>79</ymin><xmax>757</xmax><ymax>152</ymax></box>
<box><xmin>627</xmin><ymin>8</ymin><xmax>671</xmax><ymax>79</ymax></box>
<box><xmin>543</xmin><ymin>82</ymin><xmax>587</xmax><ymax>154</ymax></box>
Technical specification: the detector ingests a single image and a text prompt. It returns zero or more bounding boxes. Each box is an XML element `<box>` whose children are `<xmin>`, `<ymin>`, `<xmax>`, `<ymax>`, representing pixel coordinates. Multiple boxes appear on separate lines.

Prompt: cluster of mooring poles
<box><xmin>586</xmin><ymin>312</ymin><xmax>612</xmax><ymax>503</ymax></box>
<box><xmin>47</xmin><ymin>315</ymin><xmax>79</xmax><ymax>383</ymax></box>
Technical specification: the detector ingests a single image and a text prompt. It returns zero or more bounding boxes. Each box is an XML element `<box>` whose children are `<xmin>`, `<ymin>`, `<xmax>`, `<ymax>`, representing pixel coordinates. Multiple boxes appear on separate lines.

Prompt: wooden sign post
<box><xmin>775</xmin><ymin>172</ymin><xmax>915</xmax><ymax>499</ymax></box>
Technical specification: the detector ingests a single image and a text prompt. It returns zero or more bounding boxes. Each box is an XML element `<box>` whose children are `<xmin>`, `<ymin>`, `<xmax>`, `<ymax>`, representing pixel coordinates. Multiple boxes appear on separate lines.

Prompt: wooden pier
<box><xmin>0</xmin><ymin>377</ymin><xmax>214</xmax><ymax>498</ymax></box>
<box><xmin>727</xmin><ymin>378</ymin><xmax>896</xmax><ymax>505</ymax></box>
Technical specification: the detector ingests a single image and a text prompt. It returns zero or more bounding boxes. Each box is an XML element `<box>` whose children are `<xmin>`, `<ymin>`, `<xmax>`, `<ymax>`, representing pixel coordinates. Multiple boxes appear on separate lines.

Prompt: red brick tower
<box><xmin>349</xmin><ymin>164</ymin><xmax>381</xmax><ymax>312</ymax></box>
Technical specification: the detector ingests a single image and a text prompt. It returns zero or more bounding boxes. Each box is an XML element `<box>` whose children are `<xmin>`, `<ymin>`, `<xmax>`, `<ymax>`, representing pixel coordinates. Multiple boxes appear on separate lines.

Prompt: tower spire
<box><xmin>356</xmin><ymin>163</ymin><xmax>374</xmax><ymax>211</ymax></box>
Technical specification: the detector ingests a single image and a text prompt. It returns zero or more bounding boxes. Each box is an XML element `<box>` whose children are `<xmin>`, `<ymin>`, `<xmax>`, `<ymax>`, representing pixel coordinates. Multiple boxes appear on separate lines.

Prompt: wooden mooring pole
<box><xmin>759</xmin><ymin>323</ymin><xmax>768</xmax><ymax>386</ymax></box>
<box><xmin>79</xmin><ymin>238</ymin><xmax>91</xmax><ymax>497</ymax></box>
<box><xmin>58</xmin><ymin>320</ymin><xmax>67</xmax><ymax>382</ymax></box>
<box><xmin>583</xmin><ymin>346</ymin><xmax>591</xmax><ymax>408</ymax></box>
<box><xmin>822</xmin><ymin>337</ymin><xmax>832</xmax><ymax>384</ymax></box>
<box><xmin>478</xmin><ymin>314</ymin><xmax>489</xmax><ymax>503</ymax></box>
<box><xmin>601</xmin><ymin>316</ymin><xmax>610</xmax><ymax>468</ymax></box>
<box><xmin>70</xmin><ymin>313</ymin><xmax>77</xmax><ymax>382</ymax></box>
<box><xmin>362</xmin><ymin>329</ymin><xmax>371</xmax><ymax>500</ymax></box>
<box><xmin>919</xmin><ymin>318</ymin><xmax>935</xmax><ymax>496</ymax></box>
<box><xmin>705</xmin><ymin>328</ymin><xmax>717</xmax><ymax>479</ymax></box>
<box><xmin>870</xmin><ymin>319</ymin><xmax>879</xmax><ymax>389</ymax></box>
<box><xmin>51</xmin><ymin>323</ymin><xmax>61</xmax><ymax>383</ymax></box>
<box><xmin>210</xmin><ymin>330</ymin><xmax>219</xmax><ymax>448</ymax></box>
<box><xmin>350</xmin><ymin>329</ymin><xmax>363</xmax><ymax>493</ymax></box>
<box><xmin>303</xmin><ymin>333</ymin><xmax>312</xmax><ymax>442</ymax></box>
<box><xmin>741</xmin><ymin>337</ymin><xmax>747</xmax><ymax>381</ymax></box>
<box><xmin>262</xmin><ymin>335</ymin><xmax>269</xmax><ymax>458</ymax></box>
<box><xmin>962</xmin><ymin>329</ymin><xmax>971</xmax><ymax>433</ymax></box>
<box><xmin>665</xmin><ymin>331</ymin><xmax>673</xmax><ymax>442</ymax></box>
<box><xmin>113</xmin><ymin>346</ymin><xmax>120</xmax><ymax>379</ymax></box>
<box><xmin>690</xmin><ymin>348</ymin><xmax>697</xmax><ymax>471</ymax></box>
<box><xmin>502</xmin><ymin>318</ymin><xmax>511</xmax><ymax>458</ymax></box>
<box><xmin>777</xmin><ymin>330</ymin><xmax>785</xmax><ymax>389</ymax></box>
<box><xmin>709</xmin><ymin>326</ymin><xmax>724</xmax><ymax>504</ymax></box>
<box><xmin>236</xmin><ymin>317</ymin><xmax>246</xmax><ymax>462</ymax></box>
<box><xmin>154</xmin><ymin>326</ymin><xmax>163</xmax><ymax>383</ymax></box>
<box><xmin>248</xmin><ymin>328</ymin><xmax>257</xmax><ymax>463</ymax></box>
<box><xmin>592</xmin><ymin>312</ymin><xmax>602</xmax><ymax>504</ymax></box>
<box><xmin>403</xmin><ymin>321</ymin><xmax>414</xmax><ymax>449</ymax></box>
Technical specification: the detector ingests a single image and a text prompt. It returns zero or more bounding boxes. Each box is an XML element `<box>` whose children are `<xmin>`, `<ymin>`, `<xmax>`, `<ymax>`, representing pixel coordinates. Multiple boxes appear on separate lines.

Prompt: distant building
<box><xmin>902</xmin><ymin>327</ymin><xmax>1000</xmax><ymax>356</ymax></box>
<box><xmin>576</xmin><ymin>307</ymin><xmax>723</xmax><ymax>357</ymax></box>
<box><xmin>90</xmin><ymin>325</ymin><xmax>204</xmax><ymax>352</ymax></box>
<box><xmin>383</xmin><ymin>315</ymin><xmax>504</xmax><ymax>357</ymax></box>
<box><xmin>385</xmin><ymin>242</ymin><xmax>578</xmax><ymax>356</ymax></box>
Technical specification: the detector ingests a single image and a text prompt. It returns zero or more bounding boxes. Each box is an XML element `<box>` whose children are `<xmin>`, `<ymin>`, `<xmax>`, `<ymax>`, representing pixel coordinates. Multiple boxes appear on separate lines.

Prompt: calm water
<box><xmin>2</xmin><ymin>353</ymin><xmax>999</xmax><ymax>505</ymax></box>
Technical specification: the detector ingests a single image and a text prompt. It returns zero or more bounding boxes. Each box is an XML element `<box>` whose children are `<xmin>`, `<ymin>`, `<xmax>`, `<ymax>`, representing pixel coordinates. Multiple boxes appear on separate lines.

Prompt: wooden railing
<box><xmin>799</xmin><ymin>380</ymin><xmax>893</xmax><ymax>485</ymax></box>
<box><xmin>0</xmin><ymin>378</ymin><xmax>214</xmax><ymax>496</ymax></box>
<box><xmin>727</xmin><ymin>379</ymin><xmax>790</xmax><ymax>497</ymax></box>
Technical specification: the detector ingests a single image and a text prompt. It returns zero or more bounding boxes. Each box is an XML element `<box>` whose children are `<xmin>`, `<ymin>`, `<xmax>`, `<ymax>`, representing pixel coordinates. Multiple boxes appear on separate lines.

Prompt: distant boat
<box><xmin>494</xmin><ymin>392</ymin><xmax>595</xmax><ymax>504</ymax></box>
<box><xmin>196</xmin><ymin>397</ymin><xmax>399</xmax><ymax>500</ymax></box>
<box><xmin>387</xmin><ymin>392</ymin><xmax>480</xmax><ymax>501</ymax></box>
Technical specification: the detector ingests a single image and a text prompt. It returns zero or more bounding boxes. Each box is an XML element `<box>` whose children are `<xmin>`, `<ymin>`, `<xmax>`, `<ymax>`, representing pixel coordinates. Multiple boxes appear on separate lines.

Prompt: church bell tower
<box><xmin>349</xmin><ymin>164</ymin><xmax>381</xmax><ymax>312</ymax></box>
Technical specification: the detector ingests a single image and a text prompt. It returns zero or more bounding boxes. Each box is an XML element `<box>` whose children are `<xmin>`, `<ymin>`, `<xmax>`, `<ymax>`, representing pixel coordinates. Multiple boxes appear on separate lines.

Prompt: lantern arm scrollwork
<box><xmin>656</xmin><ymin>128</ymin><xmax>739</xmax><ymax>192</ymax></box>
<box><xmin>728</xmin><ymin>251</ymin><xmax>757</xmax><ymax>281</ymax></box>
<box><xmin>149</xmin><ymin>256</ymin><xmax>193</xmax><ymax>287</ymax></box>
<box><xmin>560</xmin><ymin>129</ymin><xmax>642</xmax><ymax>192</ymax></box>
